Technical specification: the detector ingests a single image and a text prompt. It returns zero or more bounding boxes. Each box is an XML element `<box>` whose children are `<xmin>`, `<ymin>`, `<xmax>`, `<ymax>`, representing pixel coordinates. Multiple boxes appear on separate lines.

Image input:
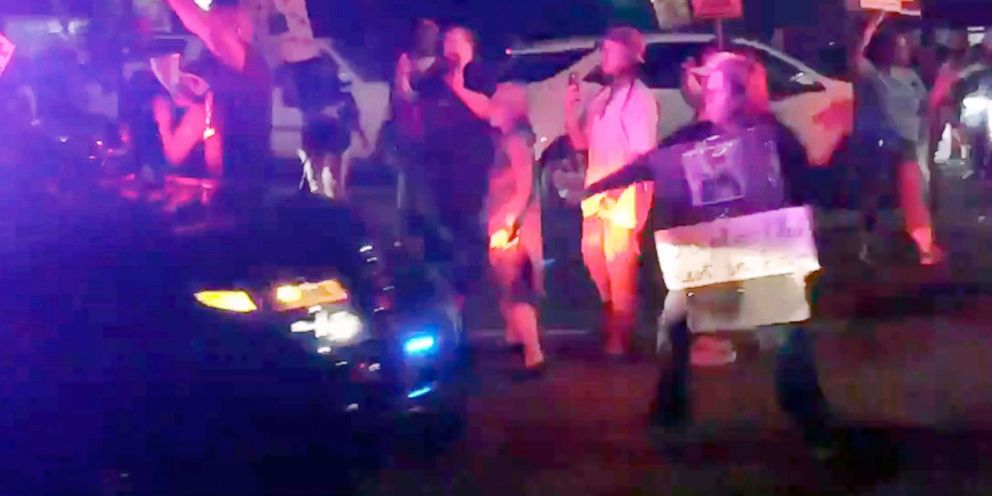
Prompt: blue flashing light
<box><xmin>403</xmin><ymin>335</ymin><xmax>437</xmax><ymax>355</ymax></box>
<box><xmin>407</xmin><ymin>385</ymin><xmax>433</xmax><ymax>399</ymax></box>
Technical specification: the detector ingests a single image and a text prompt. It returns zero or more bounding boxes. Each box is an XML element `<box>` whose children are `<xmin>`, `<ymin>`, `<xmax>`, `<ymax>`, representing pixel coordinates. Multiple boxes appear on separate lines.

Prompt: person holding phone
<box><xmin>163</xmin><ymin>0</ymin><xmax>272</xmax><ymax>182</ymax></box>
<box><xmin>416</xmin><ymin>26</ymin><xmax>498</xmax><ymax>304</ymax></box>
<box><xmin>565</xmin><ymin>27</ymin><xmax>659</xmax><ymax>358</ymax></box>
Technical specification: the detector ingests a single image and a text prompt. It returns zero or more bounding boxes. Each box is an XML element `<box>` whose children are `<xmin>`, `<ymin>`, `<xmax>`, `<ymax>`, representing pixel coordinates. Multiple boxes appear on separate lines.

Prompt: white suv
<box><xmin>504</xmin><ymin>33</ymin><xmax>853</xmax><ymax>169</ymax></box>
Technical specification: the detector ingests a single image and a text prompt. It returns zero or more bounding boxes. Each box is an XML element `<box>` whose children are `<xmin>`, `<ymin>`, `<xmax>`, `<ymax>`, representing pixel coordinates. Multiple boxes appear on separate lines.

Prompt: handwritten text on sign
<box><xmin>691</xmin><ymin>0</ymin><xmax>743</xmax><ymax>20</ymax></box>
<box><xmin>655</xmin><ymin>206</ymin><xmax>821</xmax><ymax>290</ymax></box>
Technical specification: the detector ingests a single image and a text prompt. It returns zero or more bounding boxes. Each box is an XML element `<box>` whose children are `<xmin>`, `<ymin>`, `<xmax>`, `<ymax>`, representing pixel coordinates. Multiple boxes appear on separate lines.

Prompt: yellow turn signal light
<box><xmin>194</xmin><ymin>290</ymin><xmax>258</xmax><ymax>313</ymax></box>
<box><xmin>273</xmin><ymin>279</ymin><xmax>349</xmax><ymax>311</ymax></box>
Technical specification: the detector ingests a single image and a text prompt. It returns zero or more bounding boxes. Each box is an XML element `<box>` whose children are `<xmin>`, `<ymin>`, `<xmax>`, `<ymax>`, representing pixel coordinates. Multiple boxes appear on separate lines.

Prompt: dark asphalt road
<box><xmin>343</xmin><ymin>164</ymin><xmax>992</xmax><ymax>495</ymax></box>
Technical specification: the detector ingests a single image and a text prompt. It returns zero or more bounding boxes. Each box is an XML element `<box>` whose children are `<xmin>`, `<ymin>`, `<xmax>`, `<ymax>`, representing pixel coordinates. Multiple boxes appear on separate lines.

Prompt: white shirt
<box><xmin>585</xmin><ymin>79</ymin><xmax>659</xmax><ymax>186</ymax></box>
<box><xmin>873</xmin><ymin>66</ymin><xmax>926</xmax><ymax>142</ymax></box>
<box><xmin>580</xmin><ymin>79</ymin><xmax>659</xmax><ymax>230</ymax></box>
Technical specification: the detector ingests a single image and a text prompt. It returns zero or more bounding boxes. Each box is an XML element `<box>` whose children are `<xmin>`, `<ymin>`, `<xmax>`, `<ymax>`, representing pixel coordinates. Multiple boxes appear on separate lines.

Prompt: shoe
<box><xmin>511</xmin><ymin>361</ymin><xmax>547</xmax><ymax>382</ymax></box>
<box><xmin>806</xmin><ymin>430</ymin><xmax>843</xmax><ymax>463</ymax></box>
<box><xmin>919</xmin><ymin>245</ymin><xmax>946</xmax><ymax>267</ymax></box>
<box><xmin>858</xmin><ymin>242</ymin><xmax>874</xmax><ymax>265</ymax></box>
<box><xmin>646</xmin><ymin>419</ymin><xmax>693</xmax><ymax>448</ymax></box>
<box><xmin>503</xmin><ymin>343</ymin><xmax>525</xmax><ymax>354</ymax></box>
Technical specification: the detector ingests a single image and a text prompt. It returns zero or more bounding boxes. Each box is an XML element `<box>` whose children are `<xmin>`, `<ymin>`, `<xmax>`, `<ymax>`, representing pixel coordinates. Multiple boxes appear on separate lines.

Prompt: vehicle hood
<box><xmin>169</xmin><ymin>194</ymin><xmax>371</xmax><ymax>293</ymax></box>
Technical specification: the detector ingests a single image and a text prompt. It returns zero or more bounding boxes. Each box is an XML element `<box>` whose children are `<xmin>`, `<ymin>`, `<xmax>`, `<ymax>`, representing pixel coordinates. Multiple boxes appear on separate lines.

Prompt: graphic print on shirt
<box><xmin>681</xmin><ymin>137</ymin><xmax>747</xmax><ymax>207</ymax></box>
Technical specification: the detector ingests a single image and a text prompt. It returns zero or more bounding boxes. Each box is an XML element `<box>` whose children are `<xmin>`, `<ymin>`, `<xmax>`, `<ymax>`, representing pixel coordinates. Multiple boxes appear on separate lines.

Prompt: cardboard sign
<box><xmin>691</xmin><ymin>0</ymin><xmax>743</xmax><ymax>20</ymax></box>
<box><xmin>852</xmin><ymin>0</ymin><xmax>922</xmax><ymax>15</ymax></box>
<box><xmin>654</xmin><ymin>206</ymin><xmax>821</xmax><ymax>291</ymax></box>
<box><xmin>0</xmin><ymin>33</ymin><xmax>15</xmax><ymax>78</ymax></box>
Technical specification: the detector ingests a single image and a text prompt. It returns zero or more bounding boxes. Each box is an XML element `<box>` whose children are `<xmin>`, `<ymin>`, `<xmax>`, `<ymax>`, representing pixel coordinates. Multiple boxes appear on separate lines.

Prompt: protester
<box><xmin>586</xmin><ymin>52</ymin><xmax>836</xmax><ymax>458</ymax></box>
<box><xmin>949</xmin><ymin>32</ymin><xmax>992</xmax><ymax>181</ymax></box>
<box><xmin>416</xmin><ymin>26</ymin><xmax>497</xmax><ymax>302</ymax></box>
<box><xmin>928</xmin><ymin>30</ymin><xmax>970</xmax><ymax>197</ymax></box>
<box><xmin>565</xmin><ymin>26</ymin><xmax>659</xmax><ymax>358</ymax></box>
<box><xmin>393</xmin><ymin>19</ymin><xmax>441</xmax><ymax>236</ymax></box>
<box><xmin>394</xmin><ymin>19</ymin><xmax>441</xmax><ymax>143</ymax></box>
<box><xmin>487</xmin><ymin>83</ymin><xmax>546</xmax><ymax>377</ymax></box>
<box><xmin>853</xmin><ymin>12</ymin><xmax>943</xmax><ymax>266</ymax></box>
<box><xmin>164</xmin><ymin>0</ymin><xmax>273</xmax><ymax>181</ymax></box>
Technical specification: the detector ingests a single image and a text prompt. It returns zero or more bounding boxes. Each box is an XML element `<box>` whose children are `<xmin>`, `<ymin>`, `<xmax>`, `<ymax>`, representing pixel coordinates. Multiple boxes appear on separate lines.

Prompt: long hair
<box><xmin>743</xmin><ymin>54</ymin><xmax>771</xmax><ymax>117</ymax></box>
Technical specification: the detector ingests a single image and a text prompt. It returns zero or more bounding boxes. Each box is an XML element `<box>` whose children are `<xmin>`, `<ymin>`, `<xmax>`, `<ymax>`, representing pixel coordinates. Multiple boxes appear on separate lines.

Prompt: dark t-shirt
<box><xmin>417</xmin><ymin>59</ymin><xmax>497</xmax><ymax>142</ymax></box>
<box><xmin>416</xmin><ymin>59</ymin><xmax>498</xmax><ymax>219</ymax></box>
<box><xmin>587</xmin><ymin>115</ymin><xmax>809</xmax><ymax>232</ymax></box>
<box><xmin>198</xmin><ymin>46</ymin><xmax>273</xmax><ymax>178</ymax></box>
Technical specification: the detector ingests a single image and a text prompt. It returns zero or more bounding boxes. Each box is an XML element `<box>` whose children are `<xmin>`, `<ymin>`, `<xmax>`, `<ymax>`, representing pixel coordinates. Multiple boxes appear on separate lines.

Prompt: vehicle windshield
<box><xmin>500</xmin><ymin>49</ymin><xmax>592</xmax><ymax>83</ymax></box>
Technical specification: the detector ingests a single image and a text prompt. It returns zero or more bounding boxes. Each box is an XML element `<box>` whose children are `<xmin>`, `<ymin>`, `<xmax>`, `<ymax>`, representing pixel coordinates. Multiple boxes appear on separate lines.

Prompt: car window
<box><xmin>737</xmin><ymin>44</ymin><xmax>822</xmax><ymax>98</ymax></box>
<box><xmin>500</xmin><ymin>50</ymin><xmax>592</xmax><ymax>83</ymax></box>
<box><xmin>641</xmin><ymin>42</ymin><xmax>715</xmax><ymax>89</ymax></box>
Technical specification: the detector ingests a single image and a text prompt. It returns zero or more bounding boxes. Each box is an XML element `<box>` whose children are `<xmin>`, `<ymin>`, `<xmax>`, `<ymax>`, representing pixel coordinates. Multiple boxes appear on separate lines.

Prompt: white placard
<box><xmin>0</xmin><ymin>33</ymin><xmax>15</xmax><ymax>78</ymax></box>
<box><xmin>655</xmin><ymin>206</ymin><xmax>821</xmax><ymax>291</ymax></box>
<box><xmin>850</xmin><ymin>0</ymin><xmax>921</xmax><ymax>15</ymax></box>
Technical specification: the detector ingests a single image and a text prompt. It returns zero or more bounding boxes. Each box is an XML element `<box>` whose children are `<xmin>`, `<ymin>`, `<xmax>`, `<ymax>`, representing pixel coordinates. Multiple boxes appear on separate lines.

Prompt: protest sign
<box><xmin>850</xmin><ymin>0</ymin><xmax>922</xmax><ymax>15</ymax></box>
<box><xmin>654</xmin><ymin>206</ymin><xmax>821</xmax><ymax>291</ymax></box>
<box><xmin>0</xmin><ymin>33</ymin><xmax>15</xmax><ymax>78</ymax></box>
<box><xmin>690</xmin><ymin>0</ymin><xmax>743</xmax><ymax>20</ymax></box>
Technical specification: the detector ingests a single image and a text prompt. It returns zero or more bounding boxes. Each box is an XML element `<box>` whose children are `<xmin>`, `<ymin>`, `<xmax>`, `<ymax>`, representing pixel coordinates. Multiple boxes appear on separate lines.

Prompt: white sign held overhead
<box><xmin>853</xmin><ymin>0</ymin><xmax>922</xmax><ymax>15</ymax></box>
<box><xmin>691</xmin><ymin>0</ymin><xmax>743</xmax><ymax>20</ymax></box>
<box><xmin>0</xmin><ymin>34</ymin><xmax>15</xmax><ymax>78</ymax></box>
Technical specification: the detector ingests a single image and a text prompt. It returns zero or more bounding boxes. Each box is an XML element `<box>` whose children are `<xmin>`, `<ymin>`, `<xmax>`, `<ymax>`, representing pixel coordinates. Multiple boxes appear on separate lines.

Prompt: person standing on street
<box><xmin>586</xmin><ymin>52</ymin><xmax>836</xmax><ymax>458</ymax></box>
<box><xmin>853</xmin><ymin>11</ymin><xmax>943</xmax><ymax>266</ymax></box>
<box><xmin>417</xmin><ymin>26</ymin><xmax>498</xmax><ymax>304</ymax></box>
<box><xmin>487</xmin><ymin>83</ymin><xmax>546</xmax><ymax>377</ymax></box>
<box><xmin>164</xmin><ymin>0</ymin><xmax>273</xmax><ymax>183</ymax></box>
<box><xmin>394</xmin><ymin>19</ymin><xmax>440</xmax><ymax>145</ymax></box>
<box><xmin>393</xmin><ymin>19</ymin><xmax>441</xmax><ymax>236</ymax></box>
<box><xmin>565</xmin><ymin>27</ymin><xmax>659</xmax><ymax>358</ymax></box>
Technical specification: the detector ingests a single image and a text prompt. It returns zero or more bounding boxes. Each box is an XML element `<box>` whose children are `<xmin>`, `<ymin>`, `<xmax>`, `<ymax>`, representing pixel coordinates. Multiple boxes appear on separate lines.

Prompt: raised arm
<box><xmin>164</xmin><ymin>0</ymin><xmax>246</xmax><ymax>71</ymax></box>
<box><xmin>584</xmin><ymin>156</ymin><xmax>655</xmax><ymax>196</ymax></box>
<box><xmin>449</xmin><ymin>64</ymin><xmax>493</xmax><ymax>120</ymax></box>
<box><xmin>852</xmin><ymin>10</ymin><xmax>886</xmax><ymax>78</ymax></box>
<box><xmin>394</xmin><ymin>53</ymin><xmax>417</xmax><ymax>102</ymax></box>
<box><xmin>153</xmin><ymin>96</ymin><xmax>207</xmax><ymax>166</ymax></box>
<box><xmin>565</xmin><ymin>82</ymin><xmax>588</xmax><ymax>151</ymax></box>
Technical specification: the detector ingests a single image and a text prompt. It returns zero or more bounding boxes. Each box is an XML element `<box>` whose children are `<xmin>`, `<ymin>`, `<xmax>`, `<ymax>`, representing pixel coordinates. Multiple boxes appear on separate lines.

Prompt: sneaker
<box><xmin>858</xmin><ymin>242</ymin><xmax>874</xmax><ymax>265</ymax></box>
<box><xmin>646</xmin><ymin>419</ymin><xmax>693</xmax><ymax>447</ymax></box>
<box><xmin>920</xmin><ymin>245</ymin><xmax>946</xmax><ymax>267</ymax></box>
<box><xmin>503</xmin><ymin>343</ymin><xmax>525</xmax><ymax>354</ymax></box>
<box><xmin>511</xmin><ymin>360</ymin><xmax>547</xmax><ymax>382</ymax></box>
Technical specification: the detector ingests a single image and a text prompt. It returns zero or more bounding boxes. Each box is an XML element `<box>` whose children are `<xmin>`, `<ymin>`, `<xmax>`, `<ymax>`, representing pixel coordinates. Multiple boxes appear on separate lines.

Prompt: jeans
<box><xmin>652</xmin><ymin>318</ymin><xmax>832</xmax><ymax>443</ymax></box>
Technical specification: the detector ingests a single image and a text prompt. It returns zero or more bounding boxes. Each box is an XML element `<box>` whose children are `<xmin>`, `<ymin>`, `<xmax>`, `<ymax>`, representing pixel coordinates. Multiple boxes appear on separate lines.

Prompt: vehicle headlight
<box><xmin>962</xmin><ymin>94</ymin><xmax>992</xmax><ymax>125</ymax></box>
<box><xmin>272</xmin><ymin>279</ymin><xmax>349</xmax><ymax>312</ymax></box>
<box><xmin>291</xmin><ymin>308</ymin><xmax>365</xmax><ymax>345</ymax></box>
<box><xmin>194</xmin><ymin>290</ymin><xmax>258</xmax><ymax>313</ymax></box>
<box><xmin>315</xmin><ymin>310</ymin><xmax>364</xmax><ymax>342</ymax></box>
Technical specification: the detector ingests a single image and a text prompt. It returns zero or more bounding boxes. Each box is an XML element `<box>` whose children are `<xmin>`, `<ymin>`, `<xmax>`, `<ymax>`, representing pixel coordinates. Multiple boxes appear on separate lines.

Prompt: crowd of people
<box><xmin>120</xmin><ymin>2</ymin><xmax>991</xmax><ymax>455</ymax></box>
<box><xmin>382</xmin><ymin>13</ymin><xmax>992</xmax><ymax>456</ymax></box>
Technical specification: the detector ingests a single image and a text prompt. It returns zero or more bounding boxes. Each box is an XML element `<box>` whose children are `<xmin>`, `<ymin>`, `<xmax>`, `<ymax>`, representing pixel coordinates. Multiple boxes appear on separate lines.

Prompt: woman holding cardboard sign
<box><xmin>586</xmin><ymin>52</ymin><xmax>837</xmax><ymax>458</ymax></box>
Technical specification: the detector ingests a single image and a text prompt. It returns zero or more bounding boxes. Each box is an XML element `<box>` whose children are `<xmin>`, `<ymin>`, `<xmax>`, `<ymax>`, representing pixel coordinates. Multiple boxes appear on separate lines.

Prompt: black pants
<box><xmin>852</xmin><ymin>136</ymin><xmax>911</xmax><ymax>234</ymax></box>
<box><xmin>652</xmin><ymin>320</ymin><xmax>832</xmax><ymax>443</ymax></box>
